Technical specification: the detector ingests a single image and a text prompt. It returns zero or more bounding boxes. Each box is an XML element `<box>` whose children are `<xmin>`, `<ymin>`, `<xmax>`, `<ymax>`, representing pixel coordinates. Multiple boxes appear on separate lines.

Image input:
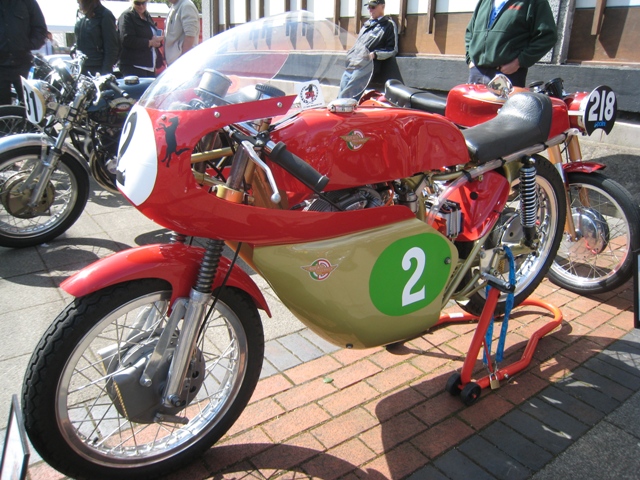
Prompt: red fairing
<box><xmin>445</xmin><ymin>84</ymin><xmax>570</xmax><ymax>139</ymax></box>
<box><xmin>61</xmin><ymin>243</ymin><xmax>271</xmax><ymax>315</ymax></box>
<box><xmin>130</xmin><ymin>102</ymin><xmax>463</xmax><ymax>246</ymax></box>
<box><xmin>269</xmin><ymin>106</ymin><xmax>469</xmax><ymax>191</ymax></box>
<box><xmin>564</xmin><ymin>91</ymin><xmax>590</xmax><ymax>131</ymax></box>
<box><xmin>449</xmin><ymin>171</ymin><xmax>510</xmax><ymax>241</ymax></box>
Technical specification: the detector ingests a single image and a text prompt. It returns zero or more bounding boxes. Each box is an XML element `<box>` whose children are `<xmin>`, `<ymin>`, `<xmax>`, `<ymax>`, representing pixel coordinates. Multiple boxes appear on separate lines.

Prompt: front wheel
<box><xmin>0</xmin><ymin>105</ymin><xmax>40</xmax><ymax>138</ymax></box>
<box><xmin>22</xmin><ymin>280</ymin><xmax>264</xmax><ymax>480</ymax></box>
<box><xmin>548</xmin><ymin>171</ymin><xmax>640</xmax><ymax>294</ymax></box>
<box><xmin>459</xmin><ymin>155</ymin><xmax>567</xmax><ymax>316</ymax></box>
<box><xmin>0</xmin><ymin>146</ymin><xmax>90</xmax><ymax>247</ymax></box>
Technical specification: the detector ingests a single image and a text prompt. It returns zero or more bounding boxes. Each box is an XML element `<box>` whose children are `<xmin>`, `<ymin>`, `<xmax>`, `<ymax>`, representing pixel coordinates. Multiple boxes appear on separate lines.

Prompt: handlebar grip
<box><xmin>270</xmin><ymin>142</ymin><xmax>329</xmax><ymax>193</ymax></box>
<box><xmin>108</xmin><ymin>80</ymin><xmax>128</xmax><ymax>98</ymax></box>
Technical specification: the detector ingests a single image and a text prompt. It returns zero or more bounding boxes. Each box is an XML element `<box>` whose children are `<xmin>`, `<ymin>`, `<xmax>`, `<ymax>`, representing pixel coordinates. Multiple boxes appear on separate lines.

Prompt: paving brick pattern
<box><xmin>27</xmin><ymin>277</ymin><xmax>640</xmax><ymax>480</ymax></box>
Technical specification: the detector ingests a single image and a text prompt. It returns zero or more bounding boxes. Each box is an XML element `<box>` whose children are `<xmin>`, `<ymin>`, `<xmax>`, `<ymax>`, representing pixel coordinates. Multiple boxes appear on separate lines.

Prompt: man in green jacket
<box><xmin>465</xmin><ymin>0</ymin><xmax>557</xmax><ymax>87</ymax></box>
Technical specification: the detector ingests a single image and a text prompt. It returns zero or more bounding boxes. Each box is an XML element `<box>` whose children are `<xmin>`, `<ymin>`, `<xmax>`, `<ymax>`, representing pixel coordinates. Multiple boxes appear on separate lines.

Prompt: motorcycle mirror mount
<box><xmin>487</xmin><ymin>74</ymin><xmax>513</xmax><ymax>99</ymax></box>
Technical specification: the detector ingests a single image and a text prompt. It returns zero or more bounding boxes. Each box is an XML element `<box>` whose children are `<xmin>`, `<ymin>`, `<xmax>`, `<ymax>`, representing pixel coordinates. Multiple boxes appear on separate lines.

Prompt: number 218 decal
<box><xmin>583</xmin><ymin>85</ymin><xmax>616</xmax><ymax>135</ymax></box>
<box><xmin>369</xmin><ymin>234</ymin><xmax>452</xmax><ymax>316</ymax></box>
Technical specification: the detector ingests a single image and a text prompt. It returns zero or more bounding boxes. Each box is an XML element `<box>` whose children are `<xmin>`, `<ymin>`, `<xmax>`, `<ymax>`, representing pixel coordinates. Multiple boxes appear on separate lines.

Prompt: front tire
<box><xmin>0</xmin><ymin>105</ymin><xmax>39</xmax><ymax>138</ymax></box>
<box><xmin>548</xmin><ymin>171</ymin><xmax>640</xmax><ymax>294</ymax></box>
<box><xmin>22</xmin><ymin>280</ymin><xmax>264</xmax><ymax>480</ymax></box>
<box><xmin>459</xmin><ymin>155</ymin><xmax>566</xmax><ymax>316</ymax></box>
<box><xmin>0</xmin><ymin>146</ymin><xmax>89</xmax><ymax>247</ymax></box>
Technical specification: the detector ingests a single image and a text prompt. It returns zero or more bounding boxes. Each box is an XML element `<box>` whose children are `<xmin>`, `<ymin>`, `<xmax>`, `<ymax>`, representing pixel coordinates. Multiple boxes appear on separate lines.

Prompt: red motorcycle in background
<box><xmin>22</xmin><ymin>12</ymin><xmax>574</xmax><ymax>480</ymax></box>
<box><xmin>366</xmin><ymin>75</ymin><xmax>640</xmax><ymax>295</ymax></box>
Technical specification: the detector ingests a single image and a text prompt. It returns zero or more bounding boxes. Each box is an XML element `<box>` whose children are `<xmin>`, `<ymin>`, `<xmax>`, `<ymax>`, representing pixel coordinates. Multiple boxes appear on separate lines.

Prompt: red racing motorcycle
<box><xmin>22</xmin><ymin>12</ymin><xmax>570</xmax><ymax>479</ymax></box>
<box><xmin>368</xmin><ymin>75</ymin><xmax>640</xmax><ymax>295</ymax></box>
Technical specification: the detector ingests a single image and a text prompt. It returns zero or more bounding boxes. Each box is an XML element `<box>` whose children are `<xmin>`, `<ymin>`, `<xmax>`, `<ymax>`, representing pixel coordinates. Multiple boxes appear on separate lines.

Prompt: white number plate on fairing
<box><xmin>21</xmin><ymin>77</ymin><xmax>46</xmax><ymax>125</ymax></box>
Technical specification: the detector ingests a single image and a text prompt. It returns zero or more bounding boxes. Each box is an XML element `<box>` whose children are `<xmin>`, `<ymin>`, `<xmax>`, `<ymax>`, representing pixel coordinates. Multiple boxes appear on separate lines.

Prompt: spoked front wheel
<box><xmin>549</xmin><ymin>171</ymin><xmax>640</xmax><ymax>294</ymax></box>
<box><xmin>0</xmin><ymin>105</ymin><xmax>40</xmax><ymax>137</ymax></box>
<box><xmin>0</xmin><ymin>146</ymin><xmax>89</xmax><ymax>247</ymax></box>
<box><xmin>22</xmin><ymin>280</ymin><xmax>264</xmax><ymax>480</ymax></box>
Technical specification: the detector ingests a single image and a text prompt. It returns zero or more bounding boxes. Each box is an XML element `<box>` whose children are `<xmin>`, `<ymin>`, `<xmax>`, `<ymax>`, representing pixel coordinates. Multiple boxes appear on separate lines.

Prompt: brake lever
<box><xmin>240</xmin><ymin>141</ymin><xmax>281</xmax><ymax>204</ymax></box>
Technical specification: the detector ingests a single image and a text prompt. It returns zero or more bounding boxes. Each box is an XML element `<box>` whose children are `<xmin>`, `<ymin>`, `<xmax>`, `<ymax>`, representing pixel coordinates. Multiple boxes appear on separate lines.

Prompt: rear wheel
<box><xmin>0</xmin><ymin>146</ymin><xmax>89</xmax><ymax>247</ymax></box>
<box><xmin>549</xmin><ymin>171</ymin><xmax>640</xmax><ymax>294</ymax></box>
<box><xmin>458</xmin><ymin>155</ymin><xmax>566</xmax><ymax>316</ymax></box>
<box><xmin>22</xmin><ymin>280</ymin><xmax>264</xmax><ymax>480</ymax></box>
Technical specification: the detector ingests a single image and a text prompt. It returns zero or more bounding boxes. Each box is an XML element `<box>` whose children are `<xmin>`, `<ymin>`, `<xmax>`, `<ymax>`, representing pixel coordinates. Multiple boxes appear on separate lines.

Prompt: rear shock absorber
<box><xmin>519</xmin><ymin>157</ymin><xmax>539</xmax><ymax>249</ymax></box>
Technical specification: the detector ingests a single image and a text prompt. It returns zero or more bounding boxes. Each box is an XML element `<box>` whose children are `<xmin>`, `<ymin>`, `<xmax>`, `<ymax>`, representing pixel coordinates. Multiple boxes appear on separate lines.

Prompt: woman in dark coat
<box><xmin>74</xmin><ymin>0</ymin><xmax>120</xmax><ymax>76</ymax></box>
<box><xmin>117</xmin><ymin>0</ymin><xmax>164</xmax><ymax>78</ymax></box>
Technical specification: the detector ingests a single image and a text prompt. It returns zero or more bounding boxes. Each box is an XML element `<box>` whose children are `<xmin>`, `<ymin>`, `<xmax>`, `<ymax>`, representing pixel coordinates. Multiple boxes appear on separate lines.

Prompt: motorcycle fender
<box><xmin>61</xmin><ymin>243</ymin><xmax>271</xmax><ymax>316</ymax></box>
<box><xmin>562</xmin><ymin>161</ymin><xmax>606</xmax><ymax>174</ymax></box>
<box><xmin>0</xmin><ymin>133</ymin><xmax>90</xmax><ymax>176</ymax></box>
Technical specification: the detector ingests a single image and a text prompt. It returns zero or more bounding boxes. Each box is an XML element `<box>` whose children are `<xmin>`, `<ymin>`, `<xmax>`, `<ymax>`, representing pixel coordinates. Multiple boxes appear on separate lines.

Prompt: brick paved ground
<box><xmin>27</xmin><ymin>275</ymin><xmax>638</xmax><ymax>480</ymax></box>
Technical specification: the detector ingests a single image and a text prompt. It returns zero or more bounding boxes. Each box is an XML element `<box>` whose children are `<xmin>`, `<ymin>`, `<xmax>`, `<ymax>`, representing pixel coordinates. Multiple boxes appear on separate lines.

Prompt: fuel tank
<box><xmin>445</xmin><ymin>84</ymin><xmax>570</xmax><ymax>139</ymax></box>
<box><xmin>269</xmin><ymin>106</ymin><xmax>469</xmax><ymax>192</ymax></box>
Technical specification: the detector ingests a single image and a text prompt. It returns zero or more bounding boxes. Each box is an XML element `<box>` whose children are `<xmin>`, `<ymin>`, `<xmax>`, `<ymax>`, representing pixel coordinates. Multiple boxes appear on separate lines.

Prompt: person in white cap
<box><xmin>338</xmin><ymin>0</ymin><xmax>398</xmax><ymax>99</ymax></box>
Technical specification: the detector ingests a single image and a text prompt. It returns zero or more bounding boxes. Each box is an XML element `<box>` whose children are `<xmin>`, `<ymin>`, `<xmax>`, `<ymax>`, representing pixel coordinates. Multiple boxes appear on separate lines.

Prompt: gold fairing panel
<box><xmin>253</xmin><ymin>218</ymin><xmax>458</xmax><ymax>349</ymax></box>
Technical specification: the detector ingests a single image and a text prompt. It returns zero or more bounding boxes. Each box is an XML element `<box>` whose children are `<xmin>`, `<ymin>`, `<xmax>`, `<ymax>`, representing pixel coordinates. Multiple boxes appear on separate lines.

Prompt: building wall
<box><xmin>202</xmin><ymin>1</ymin><xmax>640</xmax><ymax>112</ymax></box>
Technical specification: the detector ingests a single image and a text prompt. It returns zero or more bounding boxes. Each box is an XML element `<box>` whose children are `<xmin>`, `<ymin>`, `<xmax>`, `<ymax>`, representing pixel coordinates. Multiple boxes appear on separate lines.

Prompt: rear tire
<box><xmin>22</xmin><ymin>280</ymin><xmax>264</xmax><ymax>480</ymax></box>
<box><xmin>548</xmin><ymin>171</ymin><xmax>640</xmax><ymax>294</ymax></box>
<box><xmin>458</xmin><ymin>155</ymin><xmax>566</xmax><ymax>316</ymax></box>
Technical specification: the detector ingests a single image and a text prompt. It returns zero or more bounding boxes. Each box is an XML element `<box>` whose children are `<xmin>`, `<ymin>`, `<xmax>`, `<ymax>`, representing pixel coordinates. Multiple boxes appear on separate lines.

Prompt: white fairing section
<box><xmin>116</xmin><ymin>105</ymin><xmax>157</xmax><ymax>206</ymax></box>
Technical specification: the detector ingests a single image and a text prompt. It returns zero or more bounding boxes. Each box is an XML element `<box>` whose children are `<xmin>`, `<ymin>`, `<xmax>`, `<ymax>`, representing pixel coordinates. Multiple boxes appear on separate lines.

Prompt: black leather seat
<box><xmin>461</xmin><ymin>92</ymin><xmax>552</xmax><ymax>164</ymax></box>
<box><xmin>384</xmin><ymin>79</ymin><xmax>447</xmax><ymax>116</ymax></box>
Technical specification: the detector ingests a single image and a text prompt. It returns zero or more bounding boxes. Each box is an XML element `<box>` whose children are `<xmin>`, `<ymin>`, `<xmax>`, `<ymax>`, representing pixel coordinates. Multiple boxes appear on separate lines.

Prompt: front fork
<box><xmin>160</xmin><ymin>141</ymin><xmax>267</xmax><ymax>408</ymax></box>
<box><xmin>21</xmin><ymin>123</ymin><xmax>73</xmax><ymax>209</ymax></box>
<box><xmin>161</xmin><ymin>238</ymin><xmax>225</xmax><ymax>408</ymax></box>
<box><xmin>547</xmin><ymin>136</ymin><xmax>582</xmax><ymax>241</ymax></box>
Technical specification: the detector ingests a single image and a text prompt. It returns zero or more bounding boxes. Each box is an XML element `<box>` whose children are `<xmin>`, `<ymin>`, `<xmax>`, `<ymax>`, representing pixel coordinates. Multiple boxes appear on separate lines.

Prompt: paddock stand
<box><xmin>437</xmin><ymin>287</ymin><xmax>563</xmax><ymax>406</ymax></box>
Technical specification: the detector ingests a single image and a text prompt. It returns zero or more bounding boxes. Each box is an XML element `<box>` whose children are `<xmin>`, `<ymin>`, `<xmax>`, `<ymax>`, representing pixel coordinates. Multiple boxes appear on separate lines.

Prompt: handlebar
<box><xmin>106</xmin><ymin>78</ymin><xmax>128</xmax><ymax>98</ymax></box>
<box><xmin>268</xmin><ymin>142</ymin><xmax>330</xmax><ymax>193</ymax></box>
<box><xmin>229</xmin><ymin>124</ymin><xmax>330</xmax><ymax>196</ymax></box>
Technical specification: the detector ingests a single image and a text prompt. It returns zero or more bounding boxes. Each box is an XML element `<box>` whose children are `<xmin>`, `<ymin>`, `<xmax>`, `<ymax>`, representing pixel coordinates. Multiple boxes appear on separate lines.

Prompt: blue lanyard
<box><xmin>483</xmin><ymin>246</ymin><xmax>516</xmax><ymax>366</ymax></box>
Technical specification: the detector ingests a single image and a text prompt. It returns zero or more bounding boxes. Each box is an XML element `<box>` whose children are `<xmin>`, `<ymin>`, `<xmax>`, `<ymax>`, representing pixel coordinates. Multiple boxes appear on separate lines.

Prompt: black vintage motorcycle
<box><xmin>0</xmin><ymin>55</ymin><xmax>153</xmax><ymax>248</ymax></box>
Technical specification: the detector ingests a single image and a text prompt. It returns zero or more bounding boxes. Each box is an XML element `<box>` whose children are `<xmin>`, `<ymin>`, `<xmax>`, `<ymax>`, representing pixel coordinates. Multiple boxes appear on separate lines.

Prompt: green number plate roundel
<box><xmin>369</xmin><ymin>233</ymin><xmax>452</xmax><ymax>316</ymax></box>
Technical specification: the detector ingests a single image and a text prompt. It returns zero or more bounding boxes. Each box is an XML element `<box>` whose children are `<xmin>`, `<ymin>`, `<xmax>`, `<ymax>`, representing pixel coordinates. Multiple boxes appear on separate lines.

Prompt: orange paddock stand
<box><xmin>436</xmin><ymin>288</ymin><xmax>563</xmax><ymax>406</ymax></box>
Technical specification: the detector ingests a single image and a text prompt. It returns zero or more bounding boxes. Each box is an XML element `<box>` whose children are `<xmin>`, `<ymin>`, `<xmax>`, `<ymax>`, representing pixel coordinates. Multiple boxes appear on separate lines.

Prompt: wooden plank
<box><xmin>591</xmin><ymin>0</ymin><xmax>607</xmax><ymax>35</ymax></box>
<box><xmin>398</xmin><ymin>0</ymin><xmax>407</xmax><ymax>35</ymax></box>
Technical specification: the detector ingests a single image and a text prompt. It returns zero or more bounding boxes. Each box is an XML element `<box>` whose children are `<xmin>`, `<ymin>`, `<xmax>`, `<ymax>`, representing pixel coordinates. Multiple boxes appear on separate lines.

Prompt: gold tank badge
<box><xmin>301</xmin><ymin>259</ymin><xmax>338</xmax><ymax>281</ymax></box>
<box><xmin>340</xmin><ymin>130</ymin><xmax>369</xmax><ymax>151</ymax></box>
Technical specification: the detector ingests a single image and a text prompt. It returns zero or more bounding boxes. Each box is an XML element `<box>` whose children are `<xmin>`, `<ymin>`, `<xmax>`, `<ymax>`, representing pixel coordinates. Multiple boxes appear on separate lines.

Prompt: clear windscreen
<box><xmin>138</xmin><ymin>11</ymin><xmax>373</xmax><ymax>114</ymax></box>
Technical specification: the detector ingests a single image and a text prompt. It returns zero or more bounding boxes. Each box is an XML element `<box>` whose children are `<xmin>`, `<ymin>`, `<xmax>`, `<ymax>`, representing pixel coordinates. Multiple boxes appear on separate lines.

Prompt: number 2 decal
<box><xmin>402</xmin><ymin>247</ymin><xmax>426</xmax><ymax>306</ymax></box>
<box><xmin>369</xmin><ymin>233</ymin><xmax>453</xmax><ymax>316</ymax></box>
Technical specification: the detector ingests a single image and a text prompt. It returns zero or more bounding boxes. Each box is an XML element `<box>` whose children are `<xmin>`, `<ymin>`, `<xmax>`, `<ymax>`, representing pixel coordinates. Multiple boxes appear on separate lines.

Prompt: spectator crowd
<box><xmin>1</xmin><ymin>0</ymin><xmax>200</xmax><ymax>105</ymax></box>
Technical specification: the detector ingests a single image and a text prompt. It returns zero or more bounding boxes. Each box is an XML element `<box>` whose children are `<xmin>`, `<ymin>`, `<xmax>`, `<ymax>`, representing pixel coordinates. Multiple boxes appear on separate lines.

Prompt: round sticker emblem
<box><xmin>369</xmin><ymin>234</ymin><xmax>452</xmax><ymax>316</ymax></box>
<box><xmin>301</xmin><ymin>258</ymin><xmax>338</xmax><ymax>281</ymax></box>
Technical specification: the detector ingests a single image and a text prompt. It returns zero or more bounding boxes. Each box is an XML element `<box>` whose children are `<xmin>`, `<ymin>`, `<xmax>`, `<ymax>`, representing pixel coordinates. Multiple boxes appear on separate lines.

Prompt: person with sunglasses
<box><xmin>117</xmin><ymin>0</ymin><xmax>165</xmax><ymax>77</ymax></box>
<box><xmin>74</xmin><ymin>0</ymin><xmax>120</xmax><ymax>76</ymax></box>
<box><xmin>164</xmin><ymin>0</ymin><xmax>200</xmax><ymax>66</ymax></box>
<box><xmin>338</xmin><ymin>0</ymin><xmax>398</xmax><ymax>99</ymax></box>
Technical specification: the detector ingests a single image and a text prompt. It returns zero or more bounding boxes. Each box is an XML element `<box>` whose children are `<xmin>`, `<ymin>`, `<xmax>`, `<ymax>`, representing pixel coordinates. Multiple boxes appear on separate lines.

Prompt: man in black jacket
<box><xmin>0</xmin><ymin>0</ymin><xmax>47</xmax><ymax>105</ymax></box>
<box><xmin>75</xmin><ymin>0</ymin><xmax>120</xmax><ymax>76</ymax></box>
<box><xmin>338</xmin><ymin>0</ymin><xmax>398</xmax><ymax>99</ymax></box>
